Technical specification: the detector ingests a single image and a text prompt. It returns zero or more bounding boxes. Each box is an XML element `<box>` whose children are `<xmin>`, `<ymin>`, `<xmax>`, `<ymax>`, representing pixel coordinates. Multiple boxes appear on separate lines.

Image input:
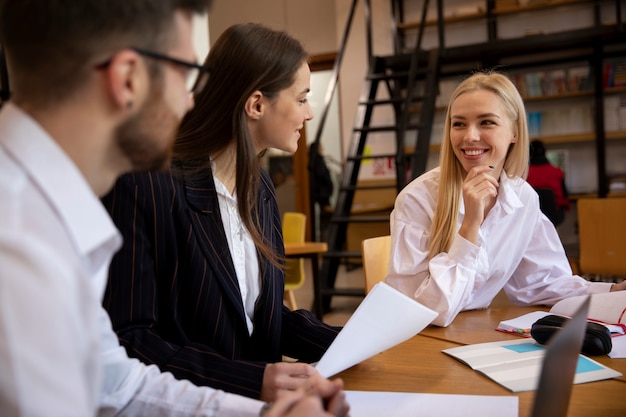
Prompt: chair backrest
<box><xmin>535</xmin><ymin>187</ymin><xmax>564</xmax><ymax>226</ymax></box>
<box><xmin>282</xmin><ymin>212</ymin><xmax>306</xmax><ymax>288</ymax></box>
<box><xmin>577</xmin><ymin>197</ymin><xmax>626</xmax><ymax>276</ymax></box>
<box><xmin>361</xmin><ymin>235</ymin><xmax>391</xmax><ymax>294</ymax></box>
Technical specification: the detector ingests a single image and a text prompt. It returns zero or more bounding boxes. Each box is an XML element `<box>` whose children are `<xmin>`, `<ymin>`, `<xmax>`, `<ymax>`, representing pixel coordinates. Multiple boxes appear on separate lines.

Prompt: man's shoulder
<box><xmin>0</xmin><ymin>149</ymin><xmax>37</xmax><ymax>228</ymax></box>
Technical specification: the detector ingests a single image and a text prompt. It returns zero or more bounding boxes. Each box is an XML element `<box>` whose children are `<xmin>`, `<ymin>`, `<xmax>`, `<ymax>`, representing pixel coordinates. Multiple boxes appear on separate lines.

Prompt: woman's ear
<box><xmin>245</xmin><ymin>91</ymin><xmax>264</xmax><ymax>120</ymax></box>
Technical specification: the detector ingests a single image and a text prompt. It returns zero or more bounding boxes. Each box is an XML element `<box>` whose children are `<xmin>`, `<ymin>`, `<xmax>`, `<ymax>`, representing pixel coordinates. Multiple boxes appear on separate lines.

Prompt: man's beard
<box><xmin>115</xmin><ymin>90</ymin><xmax>180</xmax><ymax>172</ymax></box>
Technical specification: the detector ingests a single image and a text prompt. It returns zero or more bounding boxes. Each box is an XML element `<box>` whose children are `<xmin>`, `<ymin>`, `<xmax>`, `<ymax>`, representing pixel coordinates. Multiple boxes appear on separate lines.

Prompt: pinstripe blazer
<box><xmin>101</xmin><ymin>168</ymin><xmax>340</xmax><ymax>399</ymax></box>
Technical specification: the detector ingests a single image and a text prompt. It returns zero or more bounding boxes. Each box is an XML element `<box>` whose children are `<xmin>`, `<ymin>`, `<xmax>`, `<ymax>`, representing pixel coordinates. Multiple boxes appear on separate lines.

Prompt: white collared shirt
<box><xmin>386</xmin><ymin>167</ymin><xmax>611</xmax><ymax>327</ymax></box>
<box><xmin>213</xmin><ymin>175</ymin><xmax>261</xmax><ymax>335</ymax></box>
<box><xmin>0</xmin><ymin>103</ymin><xmax>263</xmax><ymax>417</ymax></box>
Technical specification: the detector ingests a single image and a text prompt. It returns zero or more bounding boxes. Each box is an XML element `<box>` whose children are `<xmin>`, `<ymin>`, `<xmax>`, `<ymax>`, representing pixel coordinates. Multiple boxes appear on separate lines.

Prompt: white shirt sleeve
<box><xmin>97</xmin><ymin>306</ymin><xmax>264</xmax><ymax>417</ymax></box>
<box><xmin>386</xmin><ymin>182</ymin><xmax>490</xmax><ymax>327</ymax></box>
<box><xmin>385</xmin><ymin>169</ymin><xmax>612</xmax><ymax>327</ymax></box>
<box><xmin>502</xmin><ymin>206</ymin><xmax>612</xmax><ymax>306</ymax></box>
<box><xmin>0</xmin><ymin>233</ymin><xmax>98</xmax><ymax>417</ymax></box>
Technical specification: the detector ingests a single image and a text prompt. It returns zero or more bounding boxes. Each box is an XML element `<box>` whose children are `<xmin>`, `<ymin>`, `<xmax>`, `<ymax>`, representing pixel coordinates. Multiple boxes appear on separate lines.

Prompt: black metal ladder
<box><xmin>314</xmin><ymin>46</ymin><xmax>441</xmax><ymax>316</ymax></box>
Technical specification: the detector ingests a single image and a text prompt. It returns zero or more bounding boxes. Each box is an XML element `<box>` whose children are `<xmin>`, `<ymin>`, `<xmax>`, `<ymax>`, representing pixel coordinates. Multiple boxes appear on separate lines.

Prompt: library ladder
<box><xmin>316</xmin><ymin>24</ymin><xmax>441</xmax><ymax>315</ymax></box>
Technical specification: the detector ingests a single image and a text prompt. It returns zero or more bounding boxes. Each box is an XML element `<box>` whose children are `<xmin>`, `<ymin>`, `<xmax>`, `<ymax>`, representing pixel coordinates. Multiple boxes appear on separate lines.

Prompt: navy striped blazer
<box><xmin>101</xmin><ymin>168</ymin><xmax>340</xmax><ymax>399</ymax></box>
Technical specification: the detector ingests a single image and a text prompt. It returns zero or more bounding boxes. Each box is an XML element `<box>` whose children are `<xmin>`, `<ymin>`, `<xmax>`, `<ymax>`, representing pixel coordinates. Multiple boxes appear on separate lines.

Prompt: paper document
<box><xmin>345</xmin><ymin>391</ymin><xmax>518</xmax><ymax>417</ymax></box>
<box><xmin>443</xmin><ymin>339</ymin><xmax>622</xmax><ymax>392</ymax></box>
<box><xmin>315</xmin><ymin>282</ymin><xmax>438</xmax><ymax>378</ymax></box>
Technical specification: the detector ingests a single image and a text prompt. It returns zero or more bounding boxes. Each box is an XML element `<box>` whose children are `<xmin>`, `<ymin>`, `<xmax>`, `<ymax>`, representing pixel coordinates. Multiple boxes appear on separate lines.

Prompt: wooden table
<box><xmin>284</xmin><ymin>241</ymin><xmax>327</xmax><ymax>318</ymax></box>
<box><xmin>337</xmin><ymin>305</ymin><xmax>626</xmax><ymax>417</ymax></box>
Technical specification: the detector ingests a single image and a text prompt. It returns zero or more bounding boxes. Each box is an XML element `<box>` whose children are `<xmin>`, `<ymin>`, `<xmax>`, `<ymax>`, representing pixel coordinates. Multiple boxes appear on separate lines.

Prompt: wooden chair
<box><xmin>361</xmin><ymin>235</ymin><xmax>391</xmax><ymax>294</ymax></box>
<box><xmin>282</xmin><ymin>212</ymin><xmax>306</xmax><ymax>310</ymax></box>
<box><xmin>574</xmin><ymin>197</ymin><xmax>626</xmax><ymax>277</ymax></box>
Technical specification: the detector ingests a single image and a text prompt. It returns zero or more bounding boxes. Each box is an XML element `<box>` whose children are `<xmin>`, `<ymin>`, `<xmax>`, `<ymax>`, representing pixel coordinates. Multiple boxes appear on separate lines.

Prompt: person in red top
<box><xmin>527</xmin><ymin>140</ymin><xmax>570</xmax><ymax>226</ymax></box>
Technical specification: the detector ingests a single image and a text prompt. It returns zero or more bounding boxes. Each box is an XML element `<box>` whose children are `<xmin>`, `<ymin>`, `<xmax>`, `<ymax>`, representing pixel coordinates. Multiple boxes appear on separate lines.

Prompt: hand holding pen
<box><xmin>459</xmin><ymin>165</ymin><xmax>499</xmax><ymax>244</ymax></box>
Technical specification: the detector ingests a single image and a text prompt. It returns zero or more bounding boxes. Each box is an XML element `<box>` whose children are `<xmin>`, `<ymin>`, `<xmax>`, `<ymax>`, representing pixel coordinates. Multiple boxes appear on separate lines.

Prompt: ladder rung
<box><xmin>367</xmin><ymin>68</ymin><xmax>429</xmax><ymax>81</ymax></box>
<box><xmin>324</xmin><ymin>251</ymin><xmax>362</xmax><ymax>259</ymax></box>
<box><xmin>346</xmin><ymin>153</ymin><xmax>399</xmax><ymax>161</ymax></box>
<box><xmin>359</xmin><ymin>98</ymin><xmax>404</xmax><ymax>106</ymax></box>
<box><xmin>367</xmin><ymin>71</ymin><xmax>409</xmax><ymax>80</ymax></box>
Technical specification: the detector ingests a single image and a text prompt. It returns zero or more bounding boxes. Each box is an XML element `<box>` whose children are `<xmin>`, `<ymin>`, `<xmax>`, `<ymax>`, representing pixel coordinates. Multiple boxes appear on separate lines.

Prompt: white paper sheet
<box><xmin>609</xmin><ymin>335</ymin><xmax>626</xmax><ymax>359</ymax></box>
<box><xmin>315</xmin><ymin>282</ymin><xmax>438</xmax><ymax>378</ymax></box>
<box><xmin>344</xmin><ymin>391</ymin><xmax>518</xmax><ymax>417</ymax></box>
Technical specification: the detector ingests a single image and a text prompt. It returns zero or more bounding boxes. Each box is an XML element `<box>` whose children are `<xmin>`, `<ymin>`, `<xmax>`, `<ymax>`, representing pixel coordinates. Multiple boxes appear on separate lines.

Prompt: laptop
<box><xmin>531</xmin><ymin>295</ymin><xmax>590</xmax><ymax>417</ymax></box>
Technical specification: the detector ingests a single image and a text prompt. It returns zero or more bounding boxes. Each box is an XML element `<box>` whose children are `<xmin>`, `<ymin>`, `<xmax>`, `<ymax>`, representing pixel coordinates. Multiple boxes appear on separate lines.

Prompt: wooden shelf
<box><xmin>605</xmin><ymin>86</ymin><xmax>626</xmax><ymax>95</ymax></box>
<box><xmin>493</xmin><ymin>0</ymin><xmax>590</xmax><ymax>15</ymax></box>
<box><xmin>427</xmin><ymin>131</ymin><xmax>626</xmax><ymax>154</ymax></box>
<box><xmin>397</xmin><ymin>8</ymin><xmax>486</xmax><ymax>31</ymax></box>
<box><xmin>396</xmin><ymin>0</ymin><xmax>600</xmax><ymax>31</ymax></box>
<box><xmin>607</xmin><ymin>131</ymin><xmax>626</xmax><ymax>140</ymax></box>
<box><xmin>531</xmin><ymin>132</ymin><xmax>626</xmax><ymax>143</ymax></box>
<box><xmin>534</xmin><ymin>132</ymin><xmax>594</xmax><ymax>144</ymax></box>
<box><xmin>522</xmin><ymin>90</ymin><xmax>594</xmax><ymax>102</ymax></box>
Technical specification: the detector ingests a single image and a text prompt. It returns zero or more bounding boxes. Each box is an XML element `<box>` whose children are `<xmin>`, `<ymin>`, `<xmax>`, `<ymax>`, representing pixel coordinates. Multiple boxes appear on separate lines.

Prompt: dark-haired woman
<box><xmin>102</xmin><ymin>23</ymin><xmax>346</xmax><ymax>415</ymax></box>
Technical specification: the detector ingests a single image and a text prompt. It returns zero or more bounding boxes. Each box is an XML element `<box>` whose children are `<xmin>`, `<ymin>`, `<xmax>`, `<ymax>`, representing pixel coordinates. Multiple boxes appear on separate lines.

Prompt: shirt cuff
<box><xmin>585</xmin><ymin>281</ymin><xmax>614</xmax><ymax>294</ymax></box>
<box><xmin>448</xmin><ymin>233</ymin><xmax>481</xmax><ymax>267</ymax></box>
<box><xmin>219</xmin><ymin>393</ymin><xmax>265</xmax><ymax>417</ymax></box>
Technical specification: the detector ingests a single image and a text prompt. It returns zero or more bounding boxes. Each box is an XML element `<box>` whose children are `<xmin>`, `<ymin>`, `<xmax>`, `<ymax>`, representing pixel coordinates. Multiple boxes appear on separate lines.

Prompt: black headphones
<box><xmin>531</xmin><ymin>314</ymin><xmax>612</xmax><ymax>356</ymax></box>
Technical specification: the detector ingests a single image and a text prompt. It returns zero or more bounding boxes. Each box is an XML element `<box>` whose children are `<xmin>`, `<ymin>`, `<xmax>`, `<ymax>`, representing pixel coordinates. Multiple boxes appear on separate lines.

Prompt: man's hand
<box><xmin>261</xmin><ymin>363</ymin><xmax>349</xmax><ymax>416</ymax></box>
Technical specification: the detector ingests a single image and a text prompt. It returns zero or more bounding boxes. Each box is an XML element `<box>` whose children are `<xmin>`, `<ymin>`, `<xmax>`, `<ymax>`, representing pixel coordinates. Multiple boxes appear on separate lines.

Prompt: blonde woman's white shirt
<box><xmin>0</xmin><ymin>103</ymin><xmax>263</xmax><ymax>417</ymax></box>
<box><xmin>386</xmin><ymin>166</ymin><xmax>611</xmax><ymax>327</ymax></box>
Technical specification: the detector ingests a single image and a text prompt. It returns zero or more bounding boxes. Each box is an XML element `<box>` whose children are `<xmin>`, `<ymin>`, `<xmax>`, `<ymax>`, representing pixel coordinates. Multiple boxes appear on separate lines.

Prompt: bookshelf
<box><xmin>394</xmin><ymin>0</ymin><xmax>626</xmax><ymax>197</ymax></box>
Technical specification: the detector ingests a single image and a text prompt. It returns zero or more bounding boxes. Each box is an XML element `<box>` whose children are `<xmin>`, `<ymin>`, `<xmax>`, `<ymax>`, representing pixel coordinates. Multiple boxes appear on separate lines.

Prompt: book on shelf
<box><xmin>567</xmin><ymin>66</ymin><xmax>592</xmax><ymax>92</ymax></box>
<box><xmin>604</xmin><ymin>59</ymin><xmax>626</xmax><ymax>88</ymax></box>
<box><xmin>546</xmin><ymin>69</ymin><xmax>567</xmax><ymax>95</ymax></box>
<box><xmin>514</xmin><ymin>66</ymin><xmax>592</xmax><ymax>98</ymax></box>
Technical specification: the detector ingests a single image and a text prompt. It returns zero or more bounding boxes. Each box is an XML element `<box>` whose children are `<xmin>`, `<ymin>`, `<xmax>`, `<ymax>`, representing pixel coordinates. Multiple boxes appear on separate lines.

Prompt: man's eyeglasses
<box><xmin>97</xmin><ymin>47</ymin><xmax>211</xmax><ymax>95</ymax></box>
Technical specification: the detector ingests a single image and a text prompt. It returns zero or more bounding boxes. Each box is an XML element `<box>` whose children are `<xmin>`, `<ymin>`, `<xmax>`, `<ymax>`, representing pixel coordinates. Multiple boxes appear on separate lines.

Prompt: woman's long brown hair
<box><xmin>172</xmin><ymin>23</ymin><xmax>308</xmax><ymax>267</ymax></box>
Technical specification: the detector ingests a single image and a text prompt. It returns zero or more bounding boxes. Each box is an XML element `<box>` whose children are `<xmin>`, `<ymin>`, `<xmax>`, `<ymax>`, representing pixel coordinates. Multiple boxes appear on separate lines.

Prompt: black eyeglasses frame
<box><xmin>96</xmin><ymin>47</ymin><xmax>211</xmax><ymax>95</ymax></box>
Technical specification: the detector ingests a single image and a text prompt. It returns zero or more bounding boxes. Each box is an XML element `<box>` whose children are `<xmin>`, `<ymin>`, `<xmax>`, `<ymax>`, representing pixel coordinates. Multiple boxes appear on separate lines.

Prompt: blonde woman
<box><xmin>386</xmin><ymin>71</ymin><xmax>625</xmax><ymax>327</ymax></box>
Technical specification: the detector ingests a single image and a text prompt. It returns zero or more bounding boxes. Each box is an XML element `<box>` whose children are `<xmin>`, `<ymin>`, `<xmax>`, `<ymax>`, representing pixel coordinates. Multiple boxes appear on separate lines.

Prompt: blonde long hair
<box><xmin>427</xmin><ymin>71</ymin><xmax>529</xmax><ymax>259</ymax></box>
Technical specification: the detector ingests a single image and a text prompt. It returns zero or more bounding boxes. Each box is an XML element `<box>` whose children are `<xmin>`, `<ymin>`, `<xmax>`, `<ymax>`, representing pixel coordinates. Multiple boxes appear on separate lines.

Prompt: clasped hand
<box><xmin>261</xmin><ymin>362</ymin><xmax>349</xmax><ymax>416</ymax></box>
